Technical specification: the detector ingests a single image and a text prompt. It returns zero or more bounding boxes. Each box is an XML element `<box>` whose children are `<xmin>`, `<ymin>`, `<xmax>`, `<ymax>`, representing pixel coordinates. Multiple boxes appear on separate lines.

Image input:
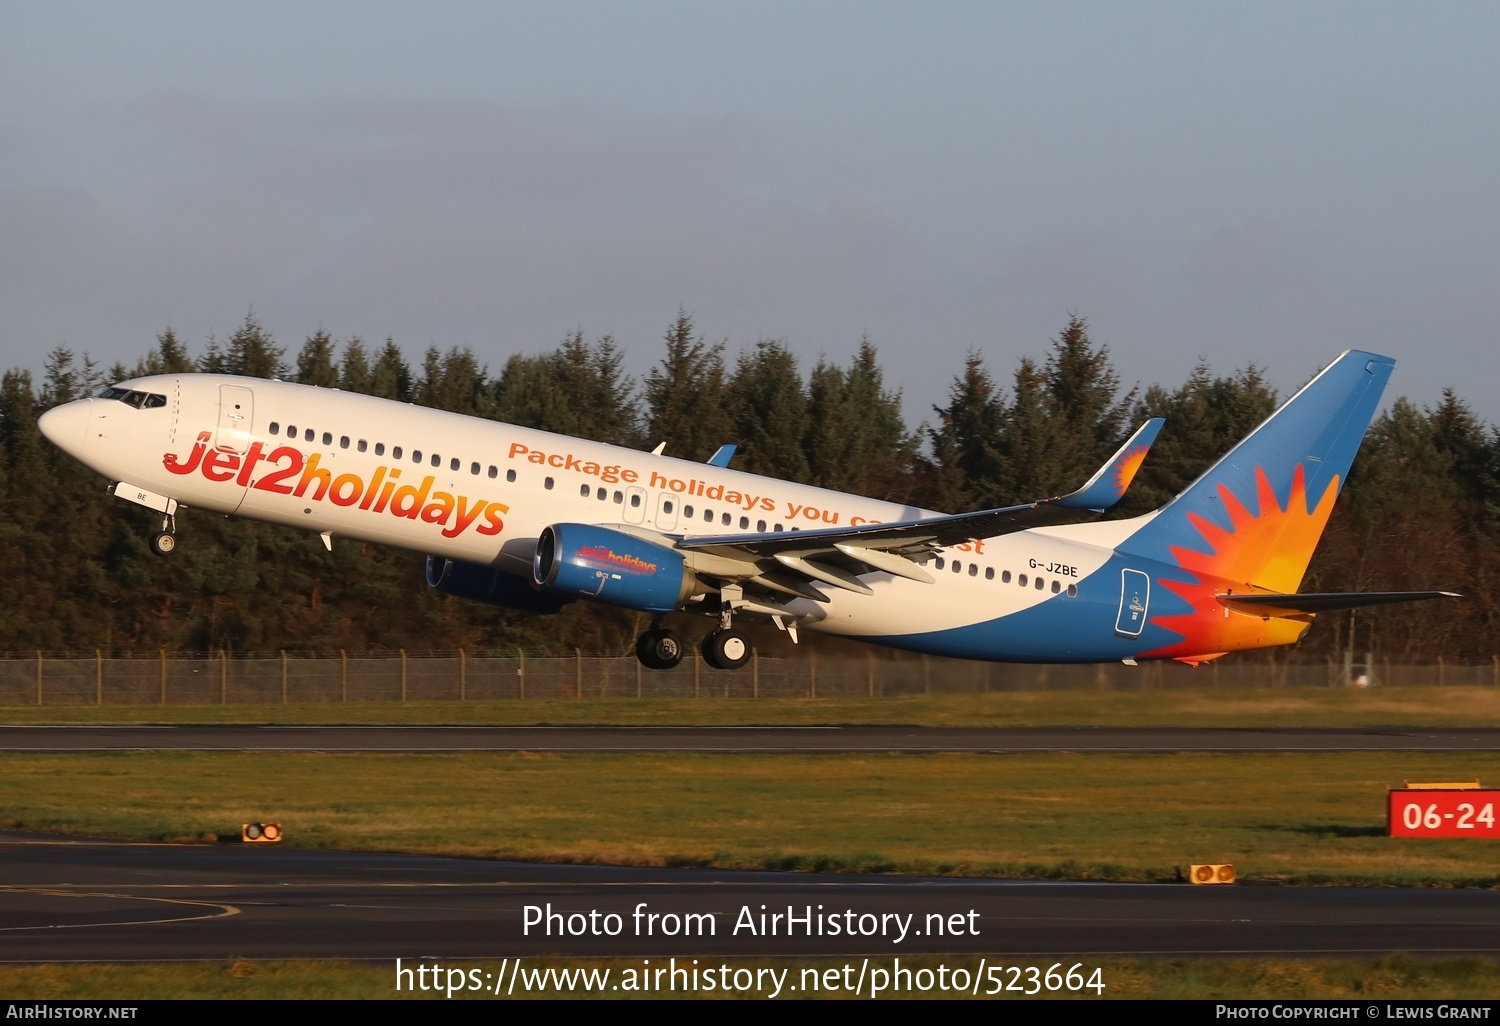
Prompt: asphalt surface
<box><xmin>4</xmin><ymin>832</ymin><xmax>1500</xmax><ymax>962</ymax></box>
<box><xmin>3</xmin><ymin>724</ymin><xmax>1499</xmax><ymax>752</ymax></box>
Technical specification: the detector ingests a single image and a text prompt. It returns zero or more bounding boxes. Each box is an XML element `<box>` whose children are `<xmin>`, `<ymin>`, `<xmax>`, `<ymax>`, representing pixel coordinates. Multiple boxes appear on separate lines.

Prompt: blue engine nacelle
<box><xmin>425</xmin><ymin>555</ymin><xmax>572</xmax><ymax>614</ymax></box>
<box><xmin>532</xmin><ymin>524</ymin><xmax>693</xmax><ymax>613</ymax></box>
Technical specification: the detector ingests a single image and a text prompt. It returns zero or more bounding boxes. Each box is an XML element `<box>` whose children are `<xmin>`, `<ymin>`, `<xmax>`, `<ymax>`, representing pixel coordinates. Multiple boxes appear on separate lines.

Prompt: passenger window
<box><xmin>721</xmin><ymin>512</ymin><xmax>731</xmax><ymax>526</ymax></box>
<box><xmin>985</xmin><ymin>567</ymin><xmax>994</xmax><ymax>581</ymax></box>
<box><xmin>1018</xmin><ymin>574</ymin><xmax>1027</xmax><ymax>587</ymax></box>
<box><xmin>1035</xmin><ymin>577</ymin><xmax>1045</xmax><ymax>590</ymax></box>
<box><xmin>952</xmin><ymin>560</ymin><xmax>962</xmax><ymax>573</ymax></box>
<box><xmin>269</xmin><ymin>422</ymin><xmax>280</xmax><ymax>435</ymax></box>
<box><xmin>704</xmin><ymin>509</ymin><xmax>713</xmax><ymax>522</ymax></box>
<box><xmin>935</xmin><ymin>557</ymin><xmax>946</xmax><ymax>570</ymax></box>
<box><xmin>684</xmin><ymin>505</ymin><xmax>695</xmax><ymax>518</ymax></box>
<box><xmin>287</xmin><ymin>425</ymin><xmax>297</xmax><ymax>438</ymax></box>
<box><xmin>773</xmin><ymin>523</ymin><xmax>783</xmax><ymax>532</ymax></box>
<box><xmin>506</xmin><ymin>469</ymin><xmax>516</xmax><ymax>483</ymax></box>
<box><xmin>393</xmin><ymin>446</ymin><xmax>403</xmax><ymax>459</ymax></box>
<box><xmin>375</xmin><ymin>443</ymin><xmax>386</xmax><ymax>456</ymax></box>
<box><xmin>304</xmin><ymin>429</ymin><xmax>314</xmax><ymax>442</ymax></box>
<box><xmin>450</xmin><ymin>458</ymin><xmax>459</xmax><ymax>471</ymax></box>
<box><xmin>470</xmin><ymin>462</ymin><xmax>480</xmax><ymax>475</ymax></box>
<box><xmin>1051</xmin><ymin>580</ymin><xmax>1061</xmax><ymax>593</ymax></box>
<box><xmin>663</xmin><ymin>501</ymin><xmax>674</xmax><ymax>514</ymax></box>
<box><xmin>757</xmin><ymin>520</ymin><xmax>766</xmax><ymax>532</ymax></box>
<box><xmin>740</xmin><ymin>516</ymin><xmax>749</xmax><ymax>529</ymax></box>
<box><xmin>969</xmin><ymin>564</ymin><xmax>979</xmax><ymax>577</ymax></box>
<box><xmin>432</xmin><ymin>454</ymin><xmax>441</xmax><ymax>467</ymax></box>
<box><xmin>1067</xmin><ymin>584</ymin><xmax>1078</xmax><ymax>598</ymax></box>
<box><xmin>613</xmin><ymin>491</ymin><xmax>623</xmax><ymax>503</ymax></box>
<box><xmin>579</xmin><ymin>484</ymin><xmax>591</xmax><ymax>497</ymax></box>
<box><xmin>413</xmin><ymin>450</ymin><xmax>422</xmax><ymax>463</ymax></box>
<box><xmin>545</xmin><ymin>477</ymin><xmax>554</xmax><ymax>490</ymax></box>
<box><xmin>339</xmin><ymin>436</ymin><xmax>350</xmax><ymax>449</ymax></box>
<box><xmin>1002</xmin><ymin>570</ymin><xmax>1012</xmax><ymax>584</ymax></box>
<box><xmin>322</xmin><ymin>432</ymin><xmax>333</xmax><ymax>445</ymax></box>
<box><xmin>358</xmin><ymin>440</ymin><xmax>368</xmax><ymax>453</ymax></box>
<box><xmin>488</xmin><ymin>466</ymin><xmax>497</xmax><ymax>478</ymax></box>
<box><xmin>597</xmin><ymin>488</ymin><xmax>607</xmax><ymax>500</ymax></box>
<box><xmin>630</xmin><ymin>494</ymin><xmax>641</xmax><ymax>508</ymax></box>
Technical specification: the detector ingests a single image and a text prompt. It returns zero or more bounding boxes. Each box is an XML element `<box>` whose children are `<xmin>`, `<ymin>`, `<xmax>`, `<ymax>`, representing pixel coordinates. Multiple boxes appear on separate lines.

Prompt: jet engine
<box><xmin>425</xmin><ymin>555</ymin><xmax>572</xmax><ymax>614</ymax></box>
<box><xmin>532</xmin><ymin>523</ymin><xmax>694</xmax><ymax>613</ymax></box>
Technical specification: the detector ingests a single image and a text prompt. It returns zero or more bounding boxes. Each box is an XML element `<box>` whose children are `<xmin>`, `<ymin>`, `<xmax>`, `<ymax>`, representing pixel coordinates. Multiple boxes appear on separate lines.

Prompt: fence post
<box><xmin>635</xmin><ymin>656</ymin><xmax>642</xmax><ymax>699</ymax></box>
<box><xmin>694</xmin><ymin>654</ymin><xmax>700</xmax><ymax>700</ymax></box>
<box><xmin>160</xmin><ymin>648</ymin><xmax>167</xmax><ymax>705</ymax></box>
<box><xmin>459</xmin><ymin>648</ymin><xmax>466</xmax><ymax>702</ymax></box>
<box><xmin>867</xmin><ymin>651</ymin><xmax>875</xmax><ymax>698</ymax></box>
<box><xmin>341</xmin><ymin>649</ymin><xmax>348</xmax><ymax>703</ymax></box>
<box><xmin>575</xmin><ymin>648</ymin><xmax>582</xmax><ymax>698</ymax></box>
<box><xmin>810</xmin><ymin>648</ymin><xmax>817</xmax><ymax>699</ymax></box>
<box><xmin>753</xmin><ymin>649</ymin><xmax>759</xmax><ymax>699</ymax></box>
<box><xmin>96</xmin><ymin>650</ymin><xmax>103</xmax><ymax>706</ymax></box>
<box><xmin>923</xmin><ymin>655</ymin><xmax>931</xmax><ymax>696</ymax></box>
<box><xmin>35</xmin><ymin>651</ymin><xmax>41</xmax><ymax>706</ymax></box>
<box><xmin>221</xmin><ymin>650</ymin><xmax>228</xmax><ymax>705</ymax></box>
<box><xmin>400</xmin><ymin>649</ymin><xmax>408</xmax><ymax>702</ymax></box>
<box><xmin>281</xmin><ymin>650</ymin><xmax>288</xmax><ymax>704</ymax></box>
<box><xmin>517</xmin><ymin>647</ymin><xmax>525</xmax><ymax>699</ymax></box>
<box><xmin>1494</xmin><ymin>655</ymin><xmax>1498</xmax><ymax>688</ymax></box>
<box><xmin>1439</xmin><ymin>655</ymin><xmax>1446</xmax><ymax>687</ymax></box>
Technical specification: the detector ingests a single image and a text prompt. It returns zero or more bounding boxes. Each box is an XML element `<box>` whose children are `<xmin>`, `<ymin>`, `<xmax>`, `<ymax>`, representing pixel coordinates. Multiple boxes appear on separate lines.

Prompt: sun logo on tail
<box><xmin>1142</xmin><ymin>464</ymin><xmax>1340</xmax><ymax>662</ymax></box>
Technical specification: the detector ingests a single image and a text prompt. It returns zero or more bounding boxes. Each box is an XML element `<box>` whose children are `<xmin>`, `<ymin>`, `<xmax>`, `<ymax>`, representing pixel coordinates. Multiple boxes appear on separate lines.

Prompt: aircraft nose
<box><xmin>38</xmin><ymin>399</ymin><xmax>91</xmax><ymax>457</ymax></box>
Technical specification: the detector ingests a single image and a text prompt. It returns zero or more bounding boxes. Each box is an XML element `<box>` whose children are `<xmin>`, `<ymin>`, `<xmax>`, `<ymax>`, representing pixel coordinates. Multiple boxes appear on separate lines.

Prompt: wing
<box><xmin>675</xmin><ymin>418</ymin><xmax>1165</xmax><ymax>601</ymax></box>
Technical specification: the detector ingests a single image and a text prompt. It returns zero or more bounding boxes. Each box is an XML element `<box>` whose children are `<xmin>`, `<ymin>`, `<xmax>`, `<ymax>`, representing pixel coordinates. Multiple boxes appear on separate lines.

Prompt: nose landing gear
<box><xmin>150</xmin><ymin>514</ymin><xmax>177</xmax><ymax>556</ymax></box>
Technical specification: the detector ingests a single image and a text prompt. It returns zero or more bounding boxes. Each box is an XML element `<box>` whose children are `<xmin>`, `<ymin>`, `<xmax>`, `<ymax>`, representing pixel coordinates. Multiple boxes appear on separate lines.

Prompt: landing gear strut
<box><xmin>636</xmin><ymin>620</ymin><xmax>686</xmax><ymax>669</ymax></box>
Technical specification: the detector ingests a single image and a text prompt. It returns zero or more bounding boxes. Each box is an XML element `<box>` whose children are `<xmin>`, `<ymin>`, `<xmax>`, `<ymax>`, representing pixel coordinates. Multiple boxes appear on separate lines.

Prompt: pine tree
<box><xmin>644</xmin><ymin>311</ymin><xmax>734</xmax><ymax>460</ymax></box>
<box><xmin>225</xmin><ymin>313</ymin><xmax>286</xmax><ymax>379</ymax></box>
<box><xmin>295</xmin><ymin>330</ymin><xmax>340</xmax><ymax>387</ymax></box>
<box><xmin>726</xmin><ymin>340</ymin><xmax>810</xmax><ymax>481</ymax></box>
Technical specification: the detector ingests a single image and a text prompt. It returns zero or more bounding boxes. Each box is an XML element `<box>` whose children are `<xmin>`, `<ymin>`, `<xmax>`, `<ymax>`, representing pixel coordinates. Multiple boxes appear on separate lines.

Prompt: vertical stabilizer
<box><xmin>1121</xmin><ymin>350</ymin><xmax>1393</xmax><ymax>594</ymax></box>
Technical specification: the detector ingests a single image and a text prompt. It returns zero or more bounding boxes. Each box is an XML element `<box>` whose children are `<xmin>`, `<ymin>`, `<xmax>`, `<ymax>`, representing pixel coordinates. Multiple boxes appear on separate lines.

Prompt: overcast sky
<box><xmin>3</xmin><ymin>1</ymin><xmax>1497</xmax><ymax>429</ymax></box>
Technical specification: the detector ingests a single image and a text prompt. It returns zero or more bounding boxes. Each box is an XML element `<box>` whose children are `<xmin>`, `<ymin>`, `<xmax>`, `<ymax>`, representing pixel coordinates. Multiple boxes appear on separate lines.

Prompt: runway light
<box><xmin>242</xmin><ymin>822</ymin><xmax>283</xmax><ymax>843</ymax></box>
<box><xmin>1190</xmin><ymin>863</ymin><xmax>1235</xmax><ymax>884</ymax></box>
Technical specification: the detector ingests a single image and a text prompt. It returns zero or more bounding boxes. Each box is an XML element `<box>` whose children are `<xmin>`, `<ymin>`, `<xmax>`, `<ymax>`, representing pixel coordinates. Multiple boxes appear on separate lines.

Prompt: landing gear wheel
<box><xmin>636</xmin><ymin>628</ymin><xmax>686</xmax><ymax>669</ymax></box>
<box><xmin>701</xmin><ymin>628</ymin><xmax>751</xmax><ymax>670</ymax></box>
<box><xmin>150</xmin><ymin>532</ymin><xmax>176</xmax><ymax>556</ymax></box>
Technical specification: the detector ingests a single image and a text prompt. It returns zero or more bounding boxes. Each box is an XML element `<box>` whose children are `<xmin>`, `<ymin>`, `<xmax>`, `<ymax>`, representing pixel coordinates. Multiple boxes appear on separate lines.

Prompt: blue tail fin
<box><xmin>1120</xmin><ymin>350</ymin><xmax>1393</xmax><ymax>593</ymax></box>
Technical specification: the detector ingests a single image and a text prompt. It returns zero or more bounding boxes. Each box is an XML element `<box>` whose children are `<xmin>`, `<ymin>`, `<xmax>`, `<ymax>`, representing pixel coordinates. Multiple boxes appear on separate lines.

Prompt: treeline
<box><xmin>0</xmin><ymin>312</ymin><xmax>1494</xmax><ymax>660</ymax></box>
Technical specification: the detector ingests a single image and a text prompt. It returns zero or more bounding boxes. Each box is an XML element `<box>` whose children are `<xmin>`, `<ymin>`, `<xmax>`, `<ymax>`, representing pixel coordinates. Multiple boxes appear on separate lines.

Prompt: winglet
<box><xmin>1053</xmin><ymin>418</ymin><xmax>1165</xmax><ymax>512</ymax></box>
<box><xmin>706</xmin><ymin>444</ymin><xmax>737</xmax><ymax>468</ymax></box>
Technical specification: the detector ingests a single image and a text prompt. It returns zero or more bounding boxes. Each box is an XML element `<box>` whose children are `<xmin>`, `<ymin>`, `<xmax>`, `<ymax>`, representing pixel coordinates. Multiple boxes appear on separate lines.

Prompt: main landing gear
<box><xmin>633</xmin><ymin>610</ymin><xmax>753</xmax><ymax>671</ymax></box>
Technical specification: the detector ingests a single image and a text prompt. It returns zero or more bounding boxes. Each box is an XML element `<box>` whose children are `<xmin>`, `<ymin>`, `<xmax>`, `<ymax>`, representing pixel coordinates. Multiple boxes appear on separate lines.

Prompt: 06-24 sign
<box><xmin>1388</xmin><ymin>788</ymin><xmax>1500</xmax><ymax>838</ymax></box>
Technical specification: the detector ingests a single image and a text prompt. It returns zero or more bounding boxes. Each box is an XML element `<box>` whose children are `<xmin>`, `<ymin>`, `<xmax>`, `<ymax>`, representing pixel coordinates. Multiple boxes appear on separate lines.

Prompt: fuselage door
<box><xmin>622</xmin><ymin>486</ymin><xmax>647</xmax><ymax>525</ymax></box>
<box><xmin>1115</xmin><ymin>568</ymin><xmax>1150</xmax><ymax>637</ymax></box>
<box><xmin>654</xmin><ymin>491</ymin><xmax>679</xmax><ymax>532</ymax></box>
<box><xmin>216</xmin><ymin>385</ymin><xmax>254</xmax><ymax>454</ymax></box>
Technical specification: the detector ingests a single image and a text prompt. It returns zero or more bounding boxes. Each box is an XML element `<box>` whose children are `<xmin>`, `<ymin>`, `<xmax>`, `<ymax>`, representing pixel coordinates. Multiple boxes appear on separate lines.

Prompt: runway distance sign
<box><xmin>1388</xmin><ymin>788</ymin><xmax>1500</xmax><ymax>838</ymax></box>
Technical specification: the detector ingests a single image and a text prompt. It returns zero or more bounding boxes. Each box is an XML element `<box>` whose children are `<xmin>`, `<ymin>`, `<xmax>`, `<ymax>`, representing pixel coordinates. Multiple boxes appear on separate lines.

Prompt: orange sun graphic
<box><xmin>1141</xmin><ymin>464</ymin><xmax>1339</xmax><ymax>664</ymax></box>
<box><xmin>1110</xmin><ymin>444</ymin><xmax>1151</xmax><ymax>500</ymax></box>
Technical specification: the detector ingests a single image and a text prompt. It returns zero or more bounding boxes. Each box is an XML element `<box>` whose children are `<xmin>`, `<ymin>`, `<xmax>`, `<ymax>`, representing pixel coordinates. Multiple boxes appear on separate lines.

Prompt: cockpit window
<box><xmin>98</xmin><ymin>386</ymin><xmax>166</xmax><ymax>409</ymax></box>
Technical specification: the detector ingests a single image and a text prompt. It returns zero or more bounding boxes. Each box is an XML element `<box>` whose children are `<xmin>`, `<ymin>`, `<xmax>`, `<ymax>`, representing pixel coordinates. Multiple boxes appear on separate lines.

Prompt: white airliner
<box><xmin>37</xmin><ymin>349</ymin><xmax>1452</xmax><ymax>669</ymax></box>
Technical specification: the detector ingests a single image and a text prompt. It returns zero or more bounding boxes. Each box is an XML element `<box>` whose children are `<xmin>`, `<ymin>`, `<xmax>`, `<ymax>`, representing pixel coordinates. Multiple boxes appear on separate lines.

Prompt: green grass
<box><xmin>4</xmin><ymin>956</ymin><xmax>1499</xmax><ymax>999</ymax></box>
<box><xmin>4</xmin><ymin>685</ymin><xmax>1500</xmax><ymax>727</ymax></box>
<box><xmin>3</xmin><ymin>749</ymin><xmax>1498</xmax><ymax>884</ymax></box>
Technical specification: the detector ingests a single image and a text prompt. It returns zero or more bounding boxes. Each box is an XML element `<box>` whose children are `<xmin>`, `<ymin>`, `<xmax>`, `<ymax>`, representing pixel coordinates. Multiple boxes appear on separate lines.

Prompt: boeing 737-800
<box><xmin>37</xmin><ymin>348</ymin><xmax>1452</xmax><ymax>669</ymax></box>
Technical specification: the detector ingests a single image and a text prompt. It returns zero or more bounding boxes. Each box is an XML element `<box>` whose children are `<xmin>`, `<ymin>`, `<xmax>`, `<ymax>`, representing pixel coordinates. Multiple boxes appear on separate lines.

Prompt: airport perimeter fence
<box><xmin>1</xmin><ymin>650</ymin><xmax>1498</xmax><ymax>705</ymax></box>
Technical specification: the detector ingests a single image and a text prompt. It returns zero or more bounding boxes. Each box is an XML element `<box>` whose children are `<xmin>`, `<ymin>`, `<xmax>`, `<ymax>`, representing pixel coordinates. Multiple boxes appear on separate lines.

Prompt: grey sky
<box><xmin>3</xmin><ymin>1</ymin><xmax>1497</xmax><ymax>428</ymax></box>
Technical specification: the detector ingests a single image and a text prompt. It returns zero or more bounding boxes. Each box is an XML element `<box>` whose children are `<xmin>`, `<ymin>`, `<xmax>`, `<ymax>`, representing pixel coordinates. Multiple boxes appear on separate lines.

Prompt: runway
<box><xmin>3</xmin><ymin>724</ymin><xmax>1498</xmax><ymax>752</ymax></box>
<box><xmin>3</xmin><ymin>832</ymin><xmax>1499</xmax><ymax>962</ymax></box>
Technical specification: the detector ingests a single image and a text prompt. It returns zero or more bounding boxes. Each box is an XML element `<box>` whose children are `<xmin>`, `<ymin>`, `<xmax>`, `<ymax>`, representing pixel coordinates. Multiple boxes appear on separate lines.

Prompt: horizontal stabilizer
<box><xmin>1217</xmin><ymin>591</ymin><xmax>1462</xmax><ymax>618</ymax></box>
